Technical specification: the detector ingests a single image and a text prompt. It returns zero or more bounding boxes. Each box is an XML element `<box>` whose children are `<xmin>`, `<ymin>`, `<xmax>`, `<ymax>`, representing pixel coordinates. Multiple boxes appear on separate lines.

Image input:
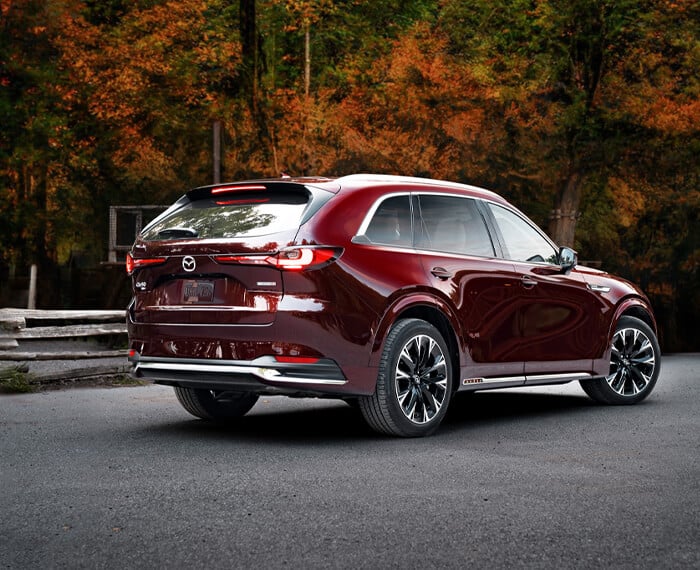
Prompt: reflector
<box><xmin>274</xmin><ymin>356</ymin><xmax>320</xmax><ymax>364</ymax></box>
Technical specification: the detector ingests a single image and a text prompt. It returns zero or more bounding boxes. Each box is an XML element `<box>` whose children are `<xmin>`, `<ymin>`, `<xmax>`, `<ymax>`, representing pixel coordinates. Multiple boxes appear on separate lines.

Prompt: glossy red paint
<box><xmin>127</xmin><ymin>174</ymin><xmax>657</xmax><ymax>403</ymax></box>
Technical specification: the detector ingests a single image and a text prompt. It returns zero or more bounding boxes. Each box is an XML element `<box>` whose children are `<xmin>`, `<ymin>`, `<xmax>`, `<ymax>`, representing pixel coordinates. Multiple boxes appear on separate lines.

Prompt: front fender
<box><xmin>593</xmin><ymin>296</ymin><xmax>658</xmax><ymax>376</ymax></box>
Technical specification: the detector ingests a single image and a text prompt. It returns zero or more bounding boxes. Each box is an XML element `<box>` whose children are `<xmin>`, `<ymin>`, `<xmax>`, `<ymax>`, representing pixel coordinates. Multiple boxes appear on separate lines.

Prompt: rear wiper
<box><xmin>158</xmin><ymin>227</ymin><xmax>199</xmax><ymax>238</ymax></box>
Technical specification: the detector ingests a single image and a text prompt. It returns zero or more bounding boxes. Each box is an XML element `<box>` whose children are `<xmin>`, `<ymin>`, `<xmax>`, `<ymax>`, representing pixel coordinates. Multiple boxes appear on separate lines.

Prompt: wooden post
<box><xmin>108</xmin><ymin>206</ymin><xmax>117</xmax><ymax>263</ymax></box>
<box><xmin>27</xmin><ymin>264</ymin><xmax>37</xmax><ymax>309</ymax></box>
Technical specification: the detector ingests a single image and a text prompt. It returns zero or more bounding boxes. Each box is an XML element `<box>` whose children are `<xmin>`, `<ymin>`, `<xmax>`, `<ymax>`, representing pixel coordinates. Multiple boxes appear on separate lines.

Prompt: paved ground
<box><xmin>1</xmin><ymin>354</ymin><xmax>698</xmax><ymax>569</ymax></box>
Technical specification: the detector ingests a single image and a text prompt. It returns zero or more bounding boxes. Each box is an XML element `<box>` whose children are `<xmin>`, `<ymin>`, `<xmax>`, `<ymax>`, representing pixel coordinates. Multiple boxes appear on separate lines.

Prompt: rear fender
<box><xmin>369</xmin><ymin>292</ymin><xmax>463</xmax><ymax>369</ymax></box>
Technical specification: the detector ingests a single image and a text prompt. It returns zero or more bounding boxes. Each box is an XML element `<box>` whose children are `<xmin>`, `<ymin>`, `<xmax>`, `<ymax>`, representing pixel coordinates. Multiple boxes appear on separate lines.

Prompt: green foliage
<box><xmin>0</xmin><ymin>367</ymin><xmax>35</xmax><ymax>394</ymax></box>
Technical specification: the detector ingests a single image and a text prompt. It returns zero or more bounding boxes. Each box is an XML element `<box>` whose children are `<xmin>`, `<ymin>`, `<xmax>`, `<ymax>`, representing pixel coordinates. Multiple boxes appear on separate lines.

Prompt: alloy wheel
<box><xmin>606</xmin><ymin>327</ymin><xmax>657</xmax><ymax>397</ymax></box>
<box><xmin>394</xmin><ymin>334</ymin><xmax>448</xmax><ymax>424</ymax></box>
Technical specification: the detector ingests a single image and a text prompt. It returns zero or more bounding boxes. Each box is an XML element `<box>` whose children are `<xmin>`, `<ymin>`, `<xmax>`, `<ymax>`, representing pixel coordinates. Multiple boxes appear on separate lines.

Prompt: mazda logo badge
<box><xmin>182</xmin><ymin>256</ymin><xmax>196</xmax><ymax>272</ymax></box>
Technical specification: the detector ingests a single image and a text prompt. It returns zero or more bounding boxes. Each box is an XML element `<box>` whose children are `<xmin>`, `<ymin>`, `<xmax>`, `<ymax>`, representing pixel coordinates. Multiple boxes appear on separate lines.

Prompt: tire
<box><xmin>580</xmin><ymin>316</ymin><xmax>661</xmax><ymax>405</ymax></box>
<box><xmin>174</xmin><ymin>387</ymin><xmax>259</xmax><ymax>421</ymax></box>
<box><xmin>359</xmin><ymin>319</ymin><xmax>453</xmax><ymax>437</ymax></box>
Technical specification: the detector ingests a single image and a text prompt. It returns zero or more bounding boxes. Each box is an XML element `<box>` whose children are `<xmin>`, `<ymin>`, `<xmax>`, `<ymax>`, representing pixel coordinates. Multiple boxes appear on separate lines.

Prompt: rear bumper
<box><xmin>129</xmin><ymin>352</ymin><xmax>353</xmax><ymax>396</ymax></box>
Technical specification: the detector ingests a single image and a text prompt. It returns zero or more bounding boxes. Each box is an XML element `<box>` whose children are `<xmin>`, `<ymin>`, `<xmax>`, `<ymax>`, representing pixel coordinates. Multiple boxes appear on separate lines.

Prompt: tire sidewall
<box><xmin>378</xmin><ymin>319</ymin><xmax>454</xmax><ymax>437</ymax></box>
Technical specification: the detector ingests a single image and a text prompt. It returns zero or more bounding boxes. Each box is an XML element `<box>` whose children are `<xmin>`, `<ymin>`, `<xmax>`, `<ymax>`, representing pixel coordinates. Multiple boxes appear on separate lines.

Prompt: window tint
<box><xmin>488</xmin><ymin>204</ymin><xmax>558</xmax><ymax>264</ymax></box>
<box><xmin>141</xmin><ymin>192</ymin><xmax>308</xmax><ymax>241</ymax></box>
<box><xmin>416</xmin><ymin>195</ymin><xmax>495</xmax><ymax>257</ymax></box>
<box><xmin>365</xmin><ymin>195</ymin><xmax>412</xmax><ymax>246</ymax></box>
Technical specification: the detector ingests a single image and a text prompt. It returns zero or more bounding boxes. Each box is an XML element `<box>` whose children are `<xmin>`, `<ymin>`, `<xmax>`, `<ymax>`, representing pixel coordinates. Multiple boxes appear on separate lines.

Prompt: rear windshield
<box><xmin>141</xmin><ymin>191</ymin><xmax>309</xmax><ymax>241</ymax></box>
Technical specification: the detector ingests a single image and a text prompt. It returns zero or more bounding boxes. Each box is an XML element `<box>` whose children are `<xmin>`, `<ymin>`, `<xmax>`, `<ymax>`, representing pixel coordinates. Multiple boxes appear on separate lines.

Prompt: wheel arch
<box><xmin>593</xmin><ymin>297</ymin><xmax>660</xmax><ymax>375</ymax></box>
<box><xmin>370</xmin><ymin>297</ymin><xmax>462</xmax><ymax>391</ymax></box>
<box><xmin>619</xmin><ymin>304</ymin><xmax>657</xmax><ymax>334</ymax></box>
<box><xmin>611</xmin><ymin>297</ymin><xmax>658</xmax><ymax>339</ymax></box>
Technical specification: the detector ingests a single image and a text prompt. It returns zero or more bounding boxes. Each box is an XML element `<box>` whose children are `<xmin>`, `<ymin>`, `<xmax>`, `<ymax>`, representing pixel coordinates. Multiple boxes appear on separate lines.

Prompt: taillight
<box><xmin>214</xmin><ymin>247</ymin><xmax>341</xmax><ymax>271</ymax></box>
<box><xmin>126</xmin><ymin>252</ymin><xmax>167</xmax><ymax>275</ymax></box>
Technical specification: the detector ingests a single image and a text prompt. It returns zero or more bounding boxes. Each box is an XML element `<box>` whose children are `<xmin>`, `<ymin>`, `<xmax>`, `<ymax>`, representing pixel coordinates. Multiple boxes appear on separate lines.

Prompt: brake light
<box><xmin>214</xmin><ymin>247</ymin><xmax>341</xmax><ymax>271</ymax></box>
<box><xmin>126</xmin><ymin>252</ymin><xmax>167</xmax><ymax>275</ymax></box>
<box><xmin>211</xmin><ymin>184</ymin><xmax>266</xmax><ymax>195</ymax></box>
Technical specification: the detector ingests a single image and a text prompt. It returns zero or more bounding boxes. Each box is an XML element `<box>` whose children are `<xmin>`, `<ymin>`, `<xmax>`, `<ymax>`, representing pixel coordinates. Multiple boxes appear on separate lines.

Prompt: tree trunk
<box><xmin>239</xmin><ymin>0</ymin><xmax>258</xmax><ymax>114</ymax></box>
<box><xmin>239</xmin><ymin>0</ymin><xmax>272</xmax><ymax>172</ymax></box>
<box><xmin>548</xmin><ymin>168</ymin><xmax>583</xmax><ymax>247</ymax></box>
<box><xmin>304</xmin><ymin>20</ymin><xmax>310</xmax><ymax>99</ymax></box>
<box><xmin>212</xmin><ymin>120</ymin><xmax>221</xmax><ymax>184</ymax></box>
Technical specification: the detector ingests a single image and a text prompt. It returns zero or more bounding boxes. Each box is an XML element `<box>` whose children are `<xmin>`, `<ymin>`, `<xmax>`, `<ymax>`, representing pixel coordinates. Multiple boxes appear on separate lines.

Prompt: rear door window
<box><xmin>416</xmin><ymin>195</ymin><xmax>495</xmax><ymax>257</ymax></box>
<box><xmin>141</xmin><ymin>191</ymin><xmax>309</xmax><ymax>241</ymax></box>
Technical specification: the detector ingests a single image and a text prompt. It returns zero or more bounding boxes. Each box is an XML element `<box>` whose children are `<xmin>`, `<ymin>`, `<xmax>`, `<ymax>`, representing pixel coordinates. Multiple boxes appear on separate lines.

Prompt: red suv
<box><xmin>127</xmin><ymin>174</ymin><xmax>660</xmax><ymax>437</ymax></box>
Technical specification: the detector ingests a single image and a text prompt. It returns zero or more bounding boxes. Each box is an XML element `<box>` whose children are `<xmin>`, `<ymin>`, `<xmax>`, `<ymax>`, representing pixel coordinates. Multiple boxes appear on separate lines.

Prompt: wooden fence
<box><xmin>0</xmin><ymin>309</ymin><xmax>128</xmax><ymax>360</ymax></box>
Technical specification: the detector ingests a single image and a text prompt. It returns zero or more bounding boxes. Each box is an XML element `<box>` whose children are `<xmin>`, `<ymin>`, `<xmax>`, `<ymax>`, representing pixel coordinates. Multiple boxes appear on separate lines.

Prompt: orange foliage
<box><xmin>333</xmin><ymin>24</ymin><xmax>495</xmax><ymax>179</ymax></box>
<box><xmin>608</xmin><ymin>177</ymin><xmax>646</xmax><ymax>229</ymax></box>
<box><xmin>53</xmin><ymin>0</ymin><xmax>238</xmax><ymax>186</ymax></box>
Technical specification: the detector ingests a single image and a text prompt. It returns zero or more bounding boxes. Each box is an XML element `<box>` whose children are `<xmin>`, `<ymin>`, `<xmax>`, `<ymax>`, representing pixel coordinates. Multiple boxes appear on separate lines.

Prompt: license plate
<box><xmin>182</xmin><ymin>280</ymin><xmax>215</xmax><ymax>304</ymax></box>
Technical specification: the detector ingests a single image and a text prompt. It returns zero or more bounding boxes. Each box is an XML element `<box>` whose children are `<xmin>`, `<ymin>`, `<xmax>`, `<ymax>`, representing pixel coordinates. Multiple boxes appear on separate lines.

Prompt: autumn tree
<box><xmin>234</xmin><ymin>0</ymin><xmax>437</xmax><ymax>176</ymax></box>
<box><xmin>1</xmin><ymin>0</ymin><xmax>697</xmax><ymax>348</ymax></box>
<box><xmin>0</xmin><ymin>0</ymin><xmax>73</xmax><ymax>296</ymax></box>
<box><xmin>436</xmin><ymin>0</ymin><xmax>695</xmax><ymax>246</ymax></box>
<box><xmin>332</xmin><ymin>22</ymin><xmax>493</xmax><ymax>179</ymax></box>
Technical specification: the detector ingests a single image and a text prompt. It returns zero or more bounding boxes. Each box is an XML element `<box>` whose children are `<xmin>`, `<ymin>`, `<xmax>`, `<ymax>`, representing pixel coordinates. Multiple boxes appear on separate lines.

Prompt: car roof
<box><xmin>196</xmin><ymin>174</ymin><xmax>509</xmax><ymax>204</ymax></box>
<box><xmin>331</xmin><ymin>174</ymin><xmax>508</xmax><ymax>204</ymax></box>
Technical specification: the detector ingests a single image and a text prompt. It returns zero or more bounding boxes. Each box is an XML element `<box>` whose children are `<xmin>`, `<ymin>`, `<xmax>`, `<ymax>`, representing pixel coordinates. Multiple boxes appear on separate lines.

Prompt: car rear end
<box><xmin>126</xmin><ymin>179</ymin><xmax>377</xmax><ymax>397</ymax></box>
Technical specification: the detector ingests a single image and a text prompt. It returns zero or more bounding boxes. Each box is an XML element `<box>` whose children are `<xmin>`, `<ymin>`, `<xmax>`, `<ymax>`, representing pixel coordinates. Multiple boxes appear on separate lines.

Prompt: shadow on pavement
<box><xmin>139</xmin><ymin>389</ymin><xmax>601</xmax><ymax>443</ymax></box>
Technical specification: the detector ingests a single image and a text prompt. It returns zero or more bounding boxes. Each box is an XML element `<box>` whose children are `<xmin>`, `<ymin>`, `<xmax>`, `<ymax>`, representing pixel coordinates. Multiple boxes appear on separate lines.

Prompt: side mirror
<box><xmin>559</xmin><ymin>247</ymin><xmax>577</xmax><ymax>273</ymax></box>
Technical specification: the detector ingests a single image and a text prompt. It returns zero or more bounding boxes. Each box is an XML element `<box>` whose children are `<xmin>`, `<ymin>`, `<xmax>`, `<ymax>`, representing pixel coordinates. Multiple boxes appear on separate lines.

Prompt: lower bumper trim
<box><xmin>130</xmin><ymin>354</ymin><xmax>347</xmax><ymax>390</ymax></box>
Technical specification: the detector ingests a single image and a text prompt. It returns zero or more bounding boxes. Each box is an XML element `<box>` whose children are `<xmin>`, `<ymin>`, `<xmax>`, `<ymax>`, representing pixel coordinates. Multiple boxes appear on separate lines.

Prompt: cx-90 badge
<box><xmin>182</xmin><ymin>256</ymin><xmax>196</xmax><ymax>272</ymax></box>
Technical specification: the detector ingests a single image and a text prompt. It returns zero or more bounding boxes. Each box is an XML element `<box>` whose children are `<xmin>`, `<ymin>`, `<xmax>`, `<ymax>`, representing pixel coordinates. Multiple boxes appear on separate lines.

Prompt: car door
<box><xmin>415</xmin><ymin>194</ymin><xmax>526</xmax><ymax>382</ymax></box>
<box><xmin>485</xmin><ymin>202</ymin><xmax>604</xmax><ymax>377</ymax></box>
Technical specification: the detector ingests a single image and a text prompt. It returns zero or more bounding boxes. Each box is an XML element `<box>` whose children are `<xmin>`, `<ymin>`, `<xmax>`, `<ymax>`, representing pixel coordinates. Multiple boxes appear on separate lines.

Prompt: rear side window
<box><xmin>365</xmin><ymin>195</ymin><xmax>412</xmax><ymax>246</ymax></box>
<box><xmin>141</xmin><ymin>191</ymin><xmax>308</xmax><ymax>241</ymax></box>
<box><xmin>417</xmin><ymin>195</ymin><xmax>495</xmax><ymax>257</ymax></box>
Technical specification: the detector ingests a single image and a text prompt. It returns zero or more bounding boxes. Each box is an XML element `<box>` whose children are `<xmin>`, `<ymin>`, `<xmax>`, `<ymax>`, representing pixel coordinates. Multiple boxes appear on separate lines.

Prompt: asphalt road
<box><xmin>1</xmin><ymin>355</ymin><xmax>698</xmax><ymax>569</ymax></box>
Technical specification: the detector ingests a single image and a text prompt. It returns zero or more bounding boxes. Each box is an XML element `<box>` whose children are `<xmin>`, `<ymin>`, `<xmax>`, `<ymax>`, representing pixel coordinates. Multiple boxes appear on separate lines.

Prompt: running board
<box><xmin>460</xmin><ymin>372</ymin><xmax>594</xmax><ymax>391</ymax></box>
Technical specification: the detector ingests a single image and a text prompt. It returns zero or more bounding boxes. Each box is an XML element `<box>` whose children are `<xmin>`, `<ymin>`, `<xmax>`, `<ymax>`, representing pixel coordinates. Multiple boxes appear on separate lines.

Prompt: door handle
<box><xmin>430</xmin><ymin>267</ymin><xmax>453</xmax><ymax>280</ymax></box>
<box><xmin>521</xmin><ymin>276</ymin><xmax>537</xmax><ymax>288</ymax></box>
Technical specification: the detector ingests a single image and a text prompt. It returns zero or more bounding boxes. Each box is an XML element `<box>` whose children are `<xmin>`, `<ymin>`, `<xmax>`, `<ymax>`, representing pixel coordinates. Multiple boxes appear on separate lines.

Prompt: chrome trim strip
<box><xmin>526</xmin><ymin>372</ymin><xmax>593</xmax><ymax>383</ymax></box>
<box><xmin>355</xmin><ymin>191</ymin><xmax>410</xmax><ymax>236</ymax></box>
<box><xmin>130</xmin><ymin>322</ymin><xmax>272</xmax><ymax>328</ymax></box>
<box><xmin>135</xmin><ymin>361</ymin><xmax>347</xmax><ymax>386</ymax></box>
<box><xmin>481</xmin><ymin>375</ymin><xmax>526</xmax><ymax>384</ymax></box>
<box><xmin>128</xmin><ymin>312</ymin><xmax>272</xmax><ymax>328</ymax></box>
<box><xmin>587</xmin><ymin>284</ymin><xmax>611</xmax><ymax>293</ymax></box>
<box><xmin>144</xmin><ymin>306</ymin><xmax>263</xmax><ymax>311</ymax></box>
<box><xmin>460</xmin><ymin>372</ymin><xmax>594</xmax><ymax>390</ymax></box>
<box><xmin>137</xmin><ymin>362</ymin><xmax>251</xmax><ymax>374</ymax></box>
<box><xmin>255</xmin><ymin>368</ymin><xmax>347</xmax><ymax>385</ymax></box>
